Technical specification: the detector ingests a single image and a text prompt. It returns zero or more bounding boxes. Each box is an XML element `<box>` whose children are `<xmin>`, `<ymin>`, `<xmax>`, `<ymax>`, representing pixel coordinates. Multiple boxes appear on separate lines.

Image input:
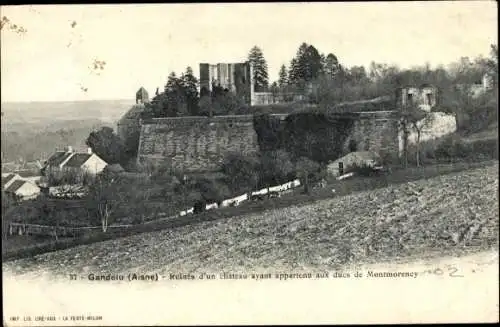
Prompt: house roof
<box><xmin>2</xmin><ymin>173</ymin><xmax>17</xmax><ymax>184</ymax></box>
<box><xmin>22</xmin><ymin>161</ymin><xmax>43</xmax><ymax>170</ymax></box>
<box><xmin>64</xmin><ymin>153</ymin><xmax>92</xmax><ymax>168</ymax></box>
<box><xmin>15</xmin><ymin>169</ymin><xmax>41</xmax><ymax>178</ymax></box>
<box><xmin>45</xmin><ymin>151</ymin><xmax>73</xmax><ymax>167</ymax></box>
<box><xmin>2</xmin><ymin>173</ymin><xmax>19</xmax><ymax>189</ymax></box>
<box><xmin>4</xmin><ymin>180</ymin><xmax>27</xmax><ymax>193</ymax></box>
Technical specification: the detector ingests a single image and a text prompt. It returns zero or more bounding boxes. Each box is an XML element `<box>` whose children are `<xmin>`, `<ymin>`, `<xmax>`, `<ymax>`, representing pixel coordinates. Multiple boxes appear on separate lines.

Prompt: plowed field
<box><xmin>3</xmin><ymin>164</ymin><xmax>498</xmax><ymax>278</ymax></box>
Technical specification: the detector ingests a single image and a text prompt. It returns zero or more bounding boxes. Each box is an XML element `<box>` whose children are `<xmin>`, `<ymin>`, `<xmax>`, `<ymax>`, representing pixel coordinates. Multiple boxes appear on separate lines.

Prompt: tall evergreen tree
<box><xmin>301</xmin><ymin>45</ymin><xmax>323</xmax><ymax>81</ymax></box>
<box><xmin>165</xmin><ymin>72</ymin><xmax>188</xmax><ymax>116</ymax></box>
<box><xmin>181</xmin><ymin>66</ymin><xmax>200</xmax><ymax>115</ymax></box>
<box><xmin>288</xmin><ymin>58</ymin><xmax>299</xmax><ymax>85</ymax></box>
<box><xmin>289</xmin><ymin>43</ymin><xmax>309</xmax><ymax>85</ymax></box>
<box><xmin>278</xmin><ymin>64</ymin><xmax>288</xmax><ymax>89</ymax></box>
<box><xmin>288</xmin><ymin>43</ymin><xmax>322</xmax><ymax>87</ymax></box>
<box><xmin>248</xmin><ymin>46</ymin><xmax>269</xmax><ymax>92</ymax></box>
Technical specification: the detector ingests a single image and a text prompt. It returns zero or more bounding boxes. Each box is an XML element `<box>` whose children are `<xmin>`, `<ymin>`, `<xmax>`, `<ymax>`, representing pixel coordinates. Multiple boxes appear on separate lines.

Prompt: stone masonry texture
<box><xmin>137</xmin><ymin>116</ymin><xmax>259</xmax><ymax>172</ymax></box>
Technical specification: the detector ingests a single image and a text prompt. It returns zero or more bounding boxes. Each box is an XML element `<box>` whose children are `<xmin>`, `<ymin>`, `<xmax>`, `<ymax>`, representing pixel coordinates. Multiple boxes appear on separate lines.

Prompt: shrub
<box><xmin>221</xmin><ymin>152</ymin><xmax>260</xmax><ymax>193</ymax></box>
<box><xmin>408</xmin><ymin>133</ymin><xmax>499</xmax><ymax>164</ymax></box>
<box><xmin>259</xmin><ymin>150</ymin><xmax>296</xmax><ymax>187</ymax></box>
<box><xmin>192</xmin><ymin>177</ymin><xmax>231</xmax><ymax>205</ymax></box>
<box><xmin>433</xmin><ymin>135</ymin><xmax>473</xmax><ymax>159</ymax></box>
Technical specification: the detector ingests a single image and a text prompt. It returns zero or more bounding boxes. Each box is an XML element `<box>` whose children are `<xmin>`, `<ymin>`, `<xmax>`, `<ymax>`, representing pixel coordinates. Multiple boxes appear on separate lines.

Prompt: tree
<box><xmin>129</xmin><ymin>184</ymin><xmax>153</xmax><ymax>224</ymax></box>
<box><xmin>346</xmin><ymin>66</ymin><xmax>369</xmax><ymax>84</ymax></box>
<box><xmin>165</xmin><ymin>72</ymin><xmax>188</xmax><ymax>116</ymax></box>
<box><xmin>198</xmin><ymin>95</ymin><xmax>213</xmax><ymax>117</ymax></box>
<box><xmin>294</xmin><ymin>157</ymin><xmax>320</xmax><ymax>195</ymax></box>
<box><xmin>278</xmin><ymin>64</ymin><xmax>288</xmax><ymax>89</ymax></box>
<box><xmin>290</xmin><ymin>43</ymin><xmax>323</xmax><ymax>87</ymax></box>
<box><xmin>221</xmin><ymin>152</ymin><xmax>260</xmax><ymax>194</ymax></box>
<box><xmin>86</xmin><ymin>127</ymin><xmax>125</xmax><ymax>165</ymax></box>
<box><xmin>324</xmin><ymin>53</ymin><xmax>340</xmax><ymax>79</ymax></box>
<box><xmin>400</xmin><ymin>104</ymin><xmax>434</xmax><ymax>167</ymax></box>
<box><xmin>248</xmin><ymin>46</ymin><xmax>269</xmax><ymax>92</ymax></box>
<box><xmin>86</xmin><ymin>172</ymin><xmax>126</xmax><ymax>232</ymax></box>
<box><xmin>181</xmin><ymin>66</ymin><xmax>200</xmax><ymax>115</ymax></box>
<box><xmin>259</xmin><ymin>150</ymin><xmax>295</xmax><ymax>187</ymax></box>
<box><xmin>320</xmin><ymin>53</ymin><xmax>326</xmax><ymax>76</ymax></box>
<box><xmin>486</xmin><ymin>44</ymin><xmax>498</xmax><ymax>87</ymax></box>
<box><xmin>288</xmin><ymin>58</ymin><xmax>299</xmax><ymax>86</ymax></box>
<box><xmin>302</xmin><ymin>45</ymin><xmax>323</xmax><ymax>82</ymax></box>
<box><xmin>192</xmin><ymin>177</ymin><xmax>231</xmax><ymax>206</ymax></box>
<box><xmin>288</xmin><ymin>43</ymin><xmax>309</xmax><ymax>86</ymax></box>
<box><xmin>211</xmin><ymin>90</ymin><xmax>245</xmax><ymax>116</ymax></box>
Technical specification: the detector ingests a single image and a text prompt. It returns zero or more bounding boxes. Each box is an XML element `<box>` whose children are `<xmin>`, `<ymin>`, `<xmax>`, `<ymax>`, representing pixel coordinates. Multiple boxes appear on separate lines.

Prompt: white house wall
<box><xmin>82</xmin><ymin>155</ymin><xmax>108</xmax><ymax>175</ymax></box>
<box><xmin>398</xmin><ymin>112</ymin><xmax>457</xmax><ymax>155</ymax></box>
<box><xmin>16</xmin><ymin>182</ymin><xmax>40</xmax><ymax>199</ymax></box>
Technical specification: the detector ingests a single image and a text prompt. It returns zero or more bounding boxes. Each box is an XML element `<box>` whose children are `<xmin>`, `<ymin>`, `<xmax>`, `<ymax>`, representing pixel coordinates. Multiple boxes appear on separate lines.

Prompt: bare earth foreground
<box><xmin>3</xmin><ymin>163</ymin><xmax>499</xmax><ymax>278</ymax></box>
<box><xmin>3</xmin><ymin>164</ymin><xmax>499</xmax><ymax>324</ymax></box>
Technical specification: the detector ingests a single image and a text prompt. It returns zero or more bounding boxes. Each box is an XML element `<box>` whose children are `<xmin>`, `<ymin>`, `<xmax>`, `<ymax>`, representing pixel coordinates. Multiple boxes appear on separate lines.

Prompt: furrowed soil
<box><xmin>3</xmin><ymin>164</ymin><xmax>499</xmax><ymax>278</ymax></box>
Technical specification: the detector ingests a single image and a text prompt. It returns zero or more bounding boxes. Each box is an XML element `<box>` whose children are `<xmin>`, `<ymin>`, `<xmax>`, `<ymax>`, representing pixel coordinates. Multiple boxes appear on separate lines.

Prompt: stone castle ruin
<box><xmin>118</xmin><ymin>84</ymin><xmax>457</xmax><ymax>173</ymax></box>
<box><xmin>136</xmin><ymin>87</ymin><xmax>149</xmax><ymax>104</ymax></box>
<box><xmin>199</xmin><ymin>62</ymin><xmax>304</xmax><ymax>106</ymax></box>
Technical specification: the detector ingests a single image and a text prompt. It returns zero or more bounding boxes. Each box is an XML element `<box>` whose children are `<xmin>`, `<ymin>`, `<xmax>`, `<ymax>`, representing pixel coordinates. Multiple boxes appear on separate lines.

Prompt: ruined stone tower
<box><xmin>136</xmin><ymin>87</ymin><xmax>149</xmax><ymax>104</ymax></box>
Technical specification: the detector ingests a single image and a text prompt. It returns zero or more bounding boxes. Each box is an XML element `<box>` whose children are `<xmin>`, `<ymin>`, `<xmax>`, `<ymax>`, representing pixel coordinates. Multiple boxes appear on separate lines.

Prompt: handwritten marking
<box><xmin>419</xmin><ymin>265</ymin><xmax>465</xmax><ymax>277</ymax></box>
<box><xmin>448</xmin><ymin>266</ymin><xmax>464</xmax><ymax>277</ymax></box>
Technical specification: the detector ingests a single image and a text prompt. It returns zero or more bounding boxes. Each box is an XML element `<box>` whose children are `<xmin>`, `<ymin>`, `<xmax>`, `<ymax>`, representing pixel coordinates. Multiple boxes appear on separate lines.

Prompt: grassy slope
<box><xmin>3</xmin><ymin>163</ymin><xmax>498</xmax><ymax>277</ymax></box>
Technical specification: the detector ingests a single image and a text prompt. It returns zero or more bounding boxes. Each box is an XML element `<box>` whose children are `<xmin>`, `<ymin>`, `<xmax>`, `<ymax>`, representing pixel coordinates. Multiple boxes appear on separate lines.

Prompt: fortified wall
<box><xmin>137</xmin><ymin>116</ymin><xmax>260</xmax><ymax>172</ymax></box>
<box><xmin>128</xmin><ymin>85</ymin><xmax>455</xmax><ymax>173</ymax></box>
<box><xmin>342</xmin><ymin>111</ymin><xmax>401</xmax><ymax>156</ymax></box>
<box><xmin>284</xmin><ymin>109</ymin><xmax>400</xmax><ymax>163</ymax></box>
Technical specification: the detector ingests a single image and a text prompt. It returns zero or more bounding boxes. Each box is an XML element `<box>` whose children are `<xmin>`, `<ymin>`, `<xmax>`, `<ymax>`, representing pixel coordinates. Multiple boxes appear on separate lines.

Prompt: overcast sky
<box><xmin>1</xmin><ymin>2</ymin><xmax>497</xmax><ymax>102</ymax></box>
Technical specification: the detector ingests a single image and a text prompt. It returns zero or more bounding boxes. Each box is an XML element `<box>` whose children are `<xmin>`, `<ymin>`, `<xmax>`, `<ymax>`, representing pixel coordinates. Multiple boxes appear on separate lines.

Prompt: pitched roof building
<box><xmin>2</xmin><ymin>173</ymin><xmax>22</xmax><ymax>190</ymax></box>
<box><xmin>4</xmin><ymin>179</ymin><xmax>41</xmax><ymax>201</ymax></box>
<box><xmin>42</xmin><ymin>146</ymin><xmax>109</xmax><ymax>177</ymax></box>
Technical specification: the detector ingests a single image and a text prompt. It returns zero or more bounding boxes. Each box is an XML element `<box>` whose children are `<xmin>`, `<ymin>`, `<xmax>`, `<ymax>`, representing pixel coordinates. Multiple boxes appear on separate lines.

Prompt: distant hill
<box><xmin>1</xmin><ymin>99</ymin><xmax>135</xmax><ymax>131</ymax></box>
<box><xmin>1</xmin><ymin>99</ymin><xmax>136</xmax><ymax>162</ymax></box>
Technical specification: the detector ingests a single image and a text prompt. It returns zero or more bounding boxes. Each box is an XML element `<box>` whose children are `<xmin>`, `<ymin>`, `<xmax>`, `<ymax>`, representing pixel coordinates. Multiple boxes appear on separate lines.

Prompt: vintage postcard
<box><xmin>1</xmin><ymin>2</ymin><xmax>498</xmax><ymax>325</ymax></box>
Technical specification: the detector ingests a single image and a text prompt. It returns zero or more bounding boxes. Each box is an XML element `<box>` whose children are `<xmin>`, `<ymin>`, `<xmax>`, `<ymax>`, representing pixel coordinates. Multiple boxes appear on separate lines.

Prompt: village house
<box><xmin>41</xmin><ymin>146</ymin><xmax>109</xmax><ymax>184</ymax></box>
<box><xmin>3</xmin><ymin>179</ymin><xmax>41</xmax><ymax>201</ymax></box>
<box><xmin>2</xmin><ymin>173</ymin><xmax>23</xmax><ymax>190</ymax></box>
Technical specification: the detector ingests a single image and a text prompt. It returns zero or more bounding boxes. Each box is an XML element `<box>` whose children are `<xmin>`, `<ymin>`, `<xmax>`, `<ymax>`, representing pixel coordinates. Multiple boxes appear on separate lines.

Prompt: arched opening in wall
<box><xmin>348</xmin><ymin>139</ymin><xmax>358</xmax><ymax>152</ymax></box>
<box><xmin>407</xmin><ymin>93</ymin><xmax>414</xmax><ymax>105</ymax></box>
<box><xmin>426</xmin><ymin>93</ymin><xmax>432</xmax><ymax>106</ymax></box>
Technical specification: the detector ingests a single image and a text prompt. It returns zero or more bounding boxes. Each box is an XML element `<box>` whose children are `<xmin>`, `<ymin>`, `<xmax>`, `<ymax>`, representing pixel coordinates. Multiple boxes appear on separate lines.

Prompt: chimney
<box><xmin>87</xmin><ymin>147</ymin><xmax>93</xmax><ymax>155</ymax></box>
<box><xmin>65</xmin><ymin>146</ymin><xmax>73</xmax><ymax>153</ymax></box>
